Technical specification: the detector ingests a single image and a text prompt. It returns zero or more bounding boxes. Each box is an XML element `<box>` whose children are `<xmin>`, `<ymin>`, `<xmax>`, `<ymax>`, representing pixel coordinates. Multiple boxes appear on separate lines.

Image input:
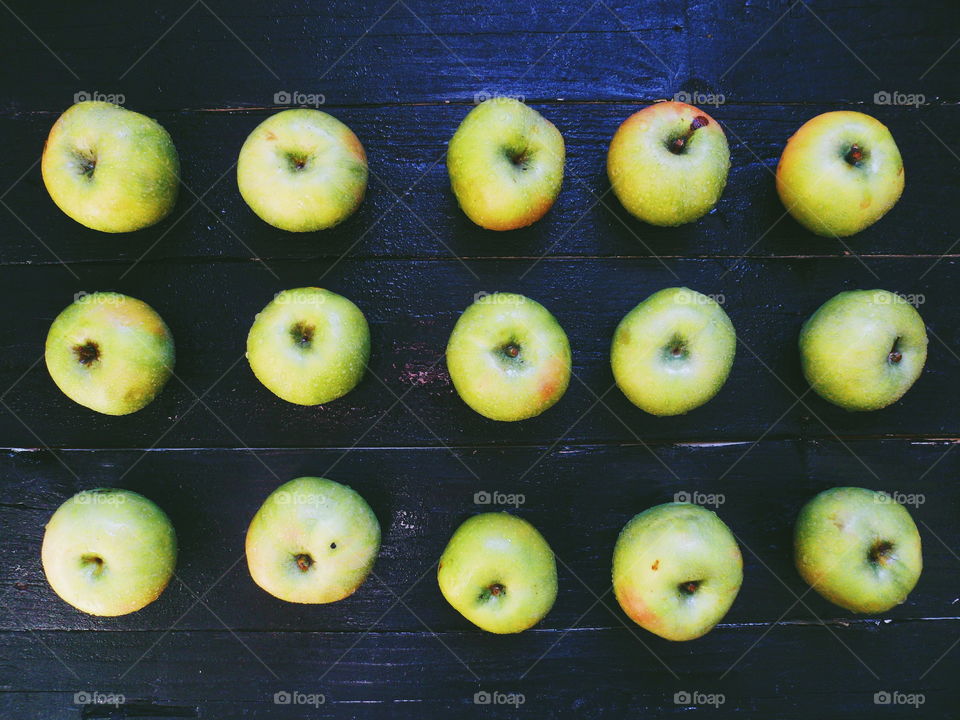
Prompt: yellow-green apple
<box><xmin>794</xmin><ymin>487</ymin><xmax>922</xmax><ymax>613</ymax></box>
<box><xmin>246</xmin><ymin>287</ymin><xmax>370</xmax><ymax>405</ymax></box>
<box><xmin>446</xmin><ymin>292</ymin><xmax>570</xmax><ymax>421</ymax></box>
<box><xmin>45</xmin><ymin>292</ymin><xmax>175</xmax><ymax>415</ymax></box>
<box><xmin>42</xmin><ymin>489</ymin><xmax>177</xmax><ymax>616</ymax></box>
<box><xmin>437</xmin><ymin>512</ymin><xmax>557</xmax><ymax>633</ymax></box>
<box><xmin>447</xmin><ymin>98</ymin><xmax>564</xmax><ymax>230</ymax></box>
<box><xmin>41</xmin><ymin>101</ymin><xmax>179</xmax><ymax>233</ymax></box>
<box><xmin>776</xmin><ymin>111</ymin><xmax>904</xmax><ymax>237</ymax></box>
<box><xmin>611</xmin><ymin>287</ymin><xmax>735</xmax><ymax>416</ymax></box>
<box><xmin>613</xmin><ymin>502</ymin><xmax>742</xmax><ymax>641</ymax></box>
<box><xmin>245</xmin><ymin>477</ymin><xmax>380</xmax><ymax>604</ymax></box>
<box><xmin>237</xmin><ymin>109</ymin><xmax>368</xmax><ymax>231</ymax></box>
<box><xmin>607</xmin><ymin>101</ymin><xmax>729</xmax><ymax>226</ymax></box>
<box><xmin>799</xmin><ymin>289</ymin><xmax>927</xmax><ymax>411</ymax></box>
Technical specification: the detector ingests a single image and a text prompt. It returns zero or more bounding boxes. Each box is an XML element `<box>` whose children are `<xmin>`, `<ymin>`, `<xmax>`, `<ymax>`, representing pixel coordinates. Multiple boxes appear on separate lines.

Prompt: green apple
<box><xmin>607</xmin><ymin>101</ymin><xmax>729</xmax><ymax>226</ymax></box>
<box><xmin>446</xmin><ymin>292</ymin><xmax>570</xmax><ymax>421</ymax></box>
<box><xmin>613</xmin><ymin>502</ymin><xmax>742</xmax><ymax>641</ymax></box>
<box><xmin>795</xmin><ymin>487</ymin><xmax>922</xmax><ymax>613</ymax></box>
<box><xmin>237</xmin><ymin>109</ymin><xmax>367</xmax><ymax>232</ymax></box>
<box><xmin>799</xmin><ymin>289</ymin><xmax>927</xmax><ymax>411</ymax></box>
<box><xmin>41</xmin><ymin>101</ymin><xmax>179</xmax><ymax>233</ymax></box>
<box><xmin>245</xmin><ymin>477</ymin><xmax>380</xmax><ymax>604</ymax></box>
<box><xmin>246</xmin><ymin>287</ymin><xmax>370</xmax><ymax>405</ymax></box>
<box><xmin>611</xmin><ymin>287</ymin><xmax>735</xmax><ymax>416</ymax></box>
<box><xmin>42</xmin><ymin>488</ymin><xmax>177</xmax><ymax>616</ymax></box>
<box><xmin>438</xmin><ymin>512</ymin><xmax>557</xmax><ymax>634</ymax></box>
<box><xmin>45</xmin><ymin>292</ymin><xmax>175</xmax><ymax>415</ymax></box>
<box><xmin>447</xmin><ymin>98</ymin><xmax>564</xmax><ymax>230</ymax></box>
<box><xmin>776</xmin><ymin>111</ymin><xmax>904</xmax><ymax>237</ymax></box>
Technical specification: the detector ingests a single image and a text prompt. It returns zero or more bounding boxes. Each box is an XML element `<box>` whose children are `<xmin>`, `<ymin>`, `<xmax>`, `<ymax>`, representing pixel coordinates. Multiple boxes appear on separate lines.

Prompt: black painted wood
<box><xmin>0</xmin><ymin>0</ymin><xmax>958</xmax><ymax>717</ymax></box>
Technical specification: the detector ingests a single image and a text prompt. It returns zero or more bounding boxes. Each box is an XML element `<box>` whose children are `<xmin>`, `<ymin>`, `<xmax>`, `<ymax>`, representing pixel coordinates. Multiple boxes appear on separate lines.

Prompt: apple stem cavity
<box><xmin>480</xmin><ymin>583</ymin><xmax>506</xmax><ymax>601</ymax></box>
<box><xmin>80</xmin><ymin>554</ymin><xmax>105</xmax><ymax>577</ymax></box>
<box><xmin>289</xmin><ymin>322</ymin><xmax>315</xmax><ymax>349</ymax></box>
<box><xmin>678</xmin><ymin>580</ymin><xmax>701</xmax><ymax>596</ymax></box>
<box><xmin>286</xmin><ymin>152</ymin><xmax>309</xmax><ymax>171</ymax></box>
<box><xmin>668</xmin><ymin>115</ymin><xmax>710</xmax><ymax>155</ymax></box>
<box><xmin>503</xmin><ymin>343</ymin><xmax>520</xmax><ymax>359</ymax></box>
<box><xmin>73</xmin><ymin>150</ymin><xmax>97</xmax><ymax>179</ymax></box>
<box><xmin>73</xmin><ymin>340</ymin><xmax>100</xmax><ymax>366</ymax></box>
<box><xmin>869</xmin><ymin>540</ymin><xmax>895</xmax><ymax>566</ymax></box>
<box><xmin>888</xmin><ymin>338</ymin><xmax>903</xmax><ymax>365</ymax></box>
<box><xmin>294</xmin><ymin>553</ymin><xmax>314</xmax><ymax>572</ymax></box>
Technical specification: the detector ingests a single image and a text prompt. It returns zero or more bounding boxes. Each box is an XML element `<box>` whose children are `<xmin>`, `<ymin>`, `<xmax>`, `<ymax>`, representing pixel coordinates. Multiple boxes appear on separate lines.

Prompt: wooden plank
<box><xmin>0</xmin><ymin>257</ymin><xmax>954</xmax><ymax>449</ymax></box>
<box><xmin>0</xmin><ymin>103</ymin><xmax>956</xmax><ymax>266</ymax></box>
<box><xmin>1</xmin><ymin>440</ymin><xmax>956</xmax><ymax>632</ymax></box>
<box><xmin>2</xmin><ymin>0</ymin><xmax>957</xmax><ymax>109</ymax></box>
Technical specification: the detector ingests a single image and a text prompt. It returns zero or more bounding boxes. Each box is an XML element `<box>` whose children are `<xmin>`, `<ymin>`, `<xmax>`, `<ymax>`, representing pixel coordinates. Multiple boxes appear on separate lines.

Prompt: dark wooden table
<box><xmin>1</xmin><ymin>1</ymin><xmax>959</xmax><ymax>717</ymax></box>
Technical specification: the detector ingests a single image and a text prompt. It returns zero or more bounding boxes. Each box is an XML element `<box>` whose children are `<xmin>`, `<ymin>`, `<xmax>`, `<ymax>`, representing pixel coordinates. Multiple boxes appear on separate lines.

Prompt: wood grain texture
<box><xmin>0</xmin><ymin>0</ymin><xmax>958</xmax><ymax>717</ymax></box>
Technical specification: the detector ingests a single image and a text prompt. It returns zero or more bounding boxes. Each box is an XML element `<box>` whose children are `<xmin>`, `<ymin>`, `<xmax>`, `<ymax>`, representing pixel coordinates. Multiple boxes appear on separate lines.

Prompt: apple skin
<box><xmin>611</xmin><ymin>287</ymin><xmax>735</xmax><ymax>416</ymax></box>
<box><xmin>776</xmin><ymin>111</ymin><xmax>904</xmax><ymax>237</ymax></box>
<box><xmin>799</xmin><ymin>289</ymin><xmax>927</xmax><ymax>411</ymax></box>
<box><xmin>795</xmin><ymin>487</ymin><xmax>922</xmax><ymax>613</ymax></box>
<box><xmin>446</xmin><ymin>293</ymin><xmax>571</xmax><ymax>421</ymax></box>
<box><xmin>246</xmin><ymin>287</ymin><xmax>370</xmax><ymax>406</ymax></box>
<box><xmin>41</xmin><ymin>488</ymin><xmax>177</xmax><ymax>616</ymax></box>
<box><xmin>245</xmin><ymin>477</ymin><xmax>380</xmax><ymax>604</ymax></box>
<box><xmin>607</xmin><ymin>101</ymin><xmax>729</xmax><ymax>227</ymax></box>
<box><xmin>447</xmin><ymin>98</ymin><xmax>565</xmax><ymax>230</ymax></box>
<box><xmin>45</xmin><ymin>292</ymin><xmax>175</xmax><ymax>415</ymax></box>
<box><xmin>237</xmin><ymin>109</ymin><xmax>368</xmax><ymax>232</ymax></box>
<box><xmin>612</xmin><ymin>503</ymin><xmax>742</xmax><ymax>641</ymax></box>
<box><xmin>438</xmin><ymin>512</ymin><xmax>557</xmax><ymax>634</ymax></box>
<box><xmin>42</xmin><ymin>101</ymin><xmax>179</xmax><ymax>233</ymax></box>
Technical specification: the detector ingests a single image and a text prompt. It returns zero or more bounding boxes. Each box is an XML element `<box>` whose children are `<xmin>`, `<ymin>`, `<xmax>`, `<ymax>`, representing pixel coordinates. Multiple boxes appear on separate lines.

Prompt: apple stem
<box><xmin>73</xmin><ymin>341</ymin><xmax>100</xmax><ymax>366</ymax></box>
<box><xmin>295</xmin><ymin>553</ymin><xmax>314</xmax><ymax>572</ymax></box>
<box><xmin>668</xmin><ymin>115</ymin><xmax>710</xmax><ymax>154</ymax></box>
<box><xmin>845</xmin><ymin>143</ymin><xmax>864</xmax><ymax>165</ymax></box>
<box><xmin>504</xmin><ymin>344</ymin><xmax>520</xmax><ymax>359</ymax></box>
